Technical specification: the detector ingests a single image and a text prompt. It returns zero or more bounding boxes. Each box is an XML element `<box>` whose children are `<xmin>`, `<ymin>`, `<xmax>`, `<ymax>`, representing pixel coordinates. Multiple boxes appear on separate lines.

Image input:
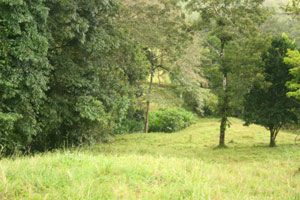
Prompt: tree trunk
<box><xmin>270</xmin><ymin>130</ymin><xmax>276</xmax><ymax>147</ymax></box>
<box><xmin>219</xmin><ymin>74</ymin><xmax>228</xmax><ymax>147</ymax></box>
<box><xmin>269</xmin><ymin>128</ymin><xmax>280</xmax><ymax>147</ymax></box>
<box><xmin>144</xmin><ymin>69</ymin><xmax>154</xmax><ymax>133</ymax></box>
<box><xmin>219</xmin><ymin>41</ymin><xmax>228</xmax><ymax>147</ymax></box>
<box><xmin>219</xmin><ymin>114</ymin><xmax>226</xmax><ymax>147</ymax></box>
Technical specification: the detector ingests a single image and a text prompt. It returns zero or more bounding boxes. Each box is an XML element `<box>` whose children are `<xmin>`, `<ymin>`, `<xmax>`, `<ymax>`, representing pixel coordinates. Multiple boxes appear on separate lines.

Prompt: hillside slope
<box><xmin>1</xmin><ymin>118</ymin><xmax>300</xmax><ymax>200</ymax></box>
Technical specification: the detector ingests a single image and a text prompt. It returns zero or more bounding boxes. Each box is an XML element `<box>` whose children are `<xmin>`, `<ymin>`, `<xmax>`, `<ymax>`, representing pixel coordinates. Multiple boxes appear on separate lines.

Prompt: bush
<box><xmin>121</xmin><ymin>119</ymin><xmax>144</xmax><ymax>133</ymax></box>
<box><xmin>149</xmin><ymin>108</ymin><xmax>196</xmax><ymax>133</ymax></box>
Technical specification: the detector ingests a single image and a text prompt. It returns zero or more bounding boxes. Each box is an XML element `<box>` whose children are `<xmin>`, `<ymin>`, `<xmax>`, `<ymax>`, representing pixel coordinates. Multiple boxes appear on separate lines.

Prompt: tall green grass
<box><xmin>1</xmin><ymin>118</ymin><xmax>300</xmax><ymax>199</ymax></box>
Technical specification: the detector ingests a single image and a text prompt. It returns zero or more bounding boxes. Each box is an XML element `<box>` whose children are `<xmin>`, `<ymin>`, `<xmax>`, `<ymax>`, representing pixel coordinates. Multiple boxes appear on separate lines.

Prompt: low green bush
<box><xmin>149</xmin><ymin>108</ymin><xmax>196</xmax><ymax>133</ymax></box>
<box><xmin>121</xmin><ymin>119</ymin><xmax>144</xmax><ymax>133</ymax></box>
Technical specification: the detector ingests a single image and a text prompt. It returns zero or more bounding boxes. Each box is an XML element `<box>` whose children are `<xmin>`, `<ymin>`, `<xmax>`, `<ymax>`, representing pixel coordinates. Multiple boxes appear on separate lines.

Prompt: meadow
<box><xmin>0</xmin><ymin>118</ymin><xmax>300</xmax><ymax>200</ymax></box>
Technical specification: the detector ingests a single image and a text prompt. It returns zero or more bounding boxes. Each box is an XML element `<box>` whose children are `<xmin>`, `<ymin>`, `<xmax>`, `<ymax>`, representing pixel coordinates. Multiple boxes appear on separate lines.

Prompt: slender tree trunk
<box><xmin>145</xmin><ymin>69</ymin><xmax>154</xmax><ymax>133</ymax></box>
<box><xmin>270</xmin><ymin>129</ymin><xmax>276</xmax><ymax>147</ymax></box>
<box><xmin>219</xmin><ymin>73</ymin><xmax>228</xmax><ymax>147</ymax></box>
<box><xmin>219</xmin><ymin>119</ymin><xmax>226</xmax><ymax>146</ymax></box>
<box><xmin>219</xmin><ymin>41</ymin><xmax>228</xmax><ymax>147</ymax></box>
<box><xmin>270</xmin><ymin>128</ymin><xmax>280</xmax><ymax>147</ymax></box>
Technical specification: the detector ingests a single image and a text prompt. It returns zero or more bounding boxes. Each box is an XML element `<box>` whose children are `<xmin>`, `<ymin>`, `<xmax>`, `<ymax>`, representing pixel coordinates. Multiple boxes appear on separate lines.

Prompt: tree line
<box><xmin>1</xmin><ymin>0</ymin><xmax>300</xmax><ymax>155</ymax></box>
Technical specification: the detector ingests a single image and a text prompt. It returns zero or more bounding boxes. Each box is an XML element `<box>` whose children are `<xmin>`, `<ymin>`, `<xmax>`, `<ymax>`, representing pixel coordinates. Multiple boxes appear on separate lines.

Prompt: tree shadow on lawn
<box><xmin>92</xmin><ymin>141</ymin><xmax>300</xmax><ymax>164</ymax></box>
<box><xmin>206</xmin><ymin>143</ymin><xmax>300</xmax><ymax>163</ymax></box>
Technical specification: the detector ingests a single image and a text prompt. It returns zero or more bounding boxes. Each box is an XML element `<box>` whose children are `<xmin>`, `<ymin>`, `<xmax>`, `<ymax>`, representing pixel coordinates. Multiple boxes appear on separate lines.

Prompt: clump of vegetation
<box><xmin>243</xmin><ymin>35</ymin><xmax>300</xmax><ymax>147</ymax></box>
<box><xmin>148</xmin><ymin>108</ymin><xmax>196</xmax><ymax>133</ymax></box>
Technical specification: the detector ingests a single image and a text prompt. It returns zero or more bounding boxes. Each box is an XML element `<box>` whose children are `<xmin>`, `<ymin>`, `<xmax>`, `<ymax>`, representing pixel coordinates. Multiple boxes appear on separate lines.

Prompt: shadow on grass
<box><xmin>90</xmin><ymin>141</ymin><xmax>300</xmax><ymax>164</ymax></box>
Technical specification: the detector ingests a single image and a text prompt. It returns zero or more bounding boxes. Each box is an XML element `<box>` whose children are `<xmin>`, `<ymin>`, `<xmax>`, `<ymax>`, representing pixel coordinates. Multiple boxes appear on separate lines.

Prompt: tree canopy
<box><xmin>0</xmin><ymin>0</ymin><xmax>150</xmax><ymax>154</ymax></box>
<box><xmin>185</xmin><ymin>0</ymin><xmax>266</xmax><ymax>147</ymax></box>
<box><xmin>243</xmin><ymin>35</ymin><xmax>300</xmax><ymax>147</ymax></box>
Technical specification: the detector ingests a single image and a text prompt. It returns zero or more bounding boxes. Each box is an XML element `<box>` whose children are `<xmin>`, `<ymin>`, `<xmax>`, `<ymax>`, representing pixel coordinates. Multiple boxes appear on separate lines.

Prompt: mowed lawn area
<box><xmin>1</xmin><ymin>118</ymin><xmax>300</xmax><ymax>200</ymax></box>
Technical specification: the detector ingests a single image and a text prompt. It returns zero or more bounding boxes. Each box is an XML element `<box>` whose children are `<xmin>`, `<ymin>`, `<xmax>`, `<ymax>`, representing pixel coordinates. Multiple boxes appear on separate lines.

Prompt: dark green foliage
<box><xmin>243</xmin><ymin>35</ymin><xmax>300</xmax><ymax>147</ymax></box>
<box><xmin>0</xmin><ymin>0</ymin><xmax>149</xmax><ymax>154</ymax></box>
<box><xmin>33</xmin><ymin>0</ymin><xmax>148</xmax><ymax>151</ymax></box>
<box><xmin>149</xmin><ymin>108</ymin><xmax>196</xmax><ymax>133</ymax></box>
<box><xmin>121</xmin><ymin>119</ymin><xmax>144</xmax><ymax>133</ymax></box>
<box><xmin>0</xmin><ymin>0</ymin><xmax>50</xmax><ymax>154</ymax></box>
<box><xmin>121</xmin><ymin>108</ymin><xmax>145</xmax><ymax>133</ymax></box>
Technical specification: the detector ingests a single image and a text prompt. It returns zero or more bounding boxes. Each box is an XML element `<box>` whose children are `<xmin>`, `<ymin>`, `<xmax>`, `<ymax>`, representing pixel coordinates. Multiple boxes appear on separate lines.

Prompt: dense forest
<box><xmin>1</xmin><ymin>0</ymin><xmax>300</xmax><ymax>155</ymax></box>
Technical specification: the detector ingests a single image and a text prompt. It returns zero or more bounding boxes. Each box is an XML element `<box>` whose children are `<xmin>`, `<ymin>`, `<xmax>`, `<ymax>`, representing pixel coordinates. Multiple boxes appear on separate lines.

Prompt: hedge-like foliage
<box><xmin>149</xmin><ymin>108</ymin><xmax>196</xmax><ymax>133</ymax></box>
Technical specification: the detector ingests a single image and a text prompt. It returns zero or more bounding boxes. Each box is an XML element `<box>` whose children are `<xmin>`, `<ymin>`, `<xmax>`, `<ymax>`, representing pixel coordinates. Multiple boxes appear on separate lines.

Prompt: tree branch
<box><xmin>202</xmin><ymin>39</ymin><xmax>220</xmax><ymax>55</ymax></box>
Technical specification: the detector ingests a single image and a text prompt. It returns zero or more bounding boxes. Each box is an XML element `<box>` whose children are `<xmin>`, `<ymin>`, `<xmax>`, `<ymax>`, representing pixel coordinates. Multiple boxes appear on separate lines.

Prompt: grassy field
<box><xmin>1</xmin><ymin>118</ymin><xmax>300</xmax><ymax>200</ymax></box>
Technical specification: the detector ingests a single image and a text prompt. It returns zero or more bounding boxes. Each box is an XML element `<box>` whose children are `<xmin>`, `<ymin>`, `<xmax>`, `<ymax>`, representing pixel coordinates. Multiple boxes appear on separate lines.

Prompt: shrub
<box><xmin>149</xmin><ymin>108</ymin><xmax>196</xmax><ymax>133</ymax></box>
<box><xmin>121</xmin><ymin>119</ymin><xmax>144</xmax><ymax>133</ymax></box>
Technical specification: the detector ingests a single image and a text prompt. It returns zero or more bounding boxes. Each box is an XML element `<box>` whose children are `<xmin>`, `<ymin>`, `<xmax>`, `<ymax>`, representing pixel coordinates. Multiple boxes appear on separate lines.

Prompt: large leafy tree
<box><xmin>37</xmin><ymin>0</ymin><xmax>123</xmax><ymax>149</ymax></box>
<box><xmin>243</xmin><ymin>35</ymin><xmax>300</xmax><ymax>147</ymax></box>
<box><xmin>0</xmin><ymin>0</ymin><xmax>50</xmax><ymax>153</ymax></box>
<box><xmin>185</xmin><ymin>0</ymin><xmax>265</xmax><ymax>147</ymax></box>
